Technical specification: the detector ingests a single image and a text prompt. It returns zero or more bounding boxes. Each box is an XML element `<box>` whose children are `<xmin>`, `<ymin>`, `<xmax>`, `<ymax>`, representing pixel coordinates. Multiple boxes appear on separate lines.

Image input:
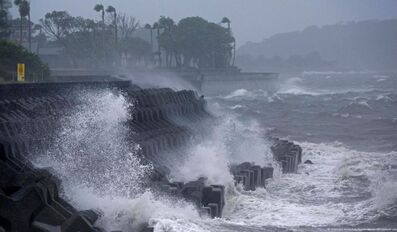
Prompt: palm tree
<box><xmin>232</xmin><ymin>37</ymin><xmax>236</xmax><ymax>67</ymax></box>
<box><xmin>152</xmin><ymin>22</ymin><xmax>161</xmax><ymax>66</ymax></box>
<box><xmin>0</xmin><ymin>0</ymin><xmax>12</xmax><ymax>39</ymax></box>
<box><xmin>33</xmin><ymin>23</ymin><xmax>41</xmax><ymax>34</ymax></box>
<box><xmin>26</xmin><ymin>0</ymin><xmax>30</xmax><ymax>51</ymax></box>
<box><xmin>94</xmin><ymin>4</ymin><xmax>104</xmax><ymax>24</ymax></box>
<box><xmin>33</xmin><ymin>24</ymin><xmax>44</xmax><ymax>53</ymax></box>
<box><xmin>221</xmin><ymin>17</ymin><xmax>230</xmax><ymax>30</ymax></box>
<box><xmin>158</xmin><ymin>17</ymin><xmax>176</xmax><ymax>67</ymax></box>
<box><xmin>94</xmin><ymin>4</ymin><xmax>105</xmax><ymax>64</ymax></box>
<box><xmin>14</xmin><ymin>0</ymin><xmax>30</xmax><ymax>49</ymax></box>
<box><xmin>144</xmin><ymin>24</ymin><xmax>153</xmax><ymax>51</ymax></box>
<box><xmin>221</xmin><ymin>17</ymin><xmax>235</xmax><ymax>67</ymax></box>
<box><xmin>106</xmin><ymin>5</ymin><xmax>117</xmax><ymax>45</ymax></box>
<box><xmin>13</xmin><ymin>0</ymin><xmax>21</xmax><ymax>42</ymax></box>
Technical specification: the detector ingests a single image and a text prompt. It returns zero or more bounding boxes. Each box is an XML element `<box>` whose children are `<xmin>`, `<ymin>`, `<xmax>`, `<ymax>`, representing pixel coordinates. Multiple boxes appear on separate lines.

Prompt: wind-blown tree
<box><xmin>231</xmin><ymin>37</ymin><xmax>236</xmax><ymax>67</ymax></box>
<box><xmin>39</xmin><ymin>10</ymin><xmax>142</xmax><ymax>69</ymax></box>
<box><xmin>32</xmin><ymin>24</ymin><xmax>42</xmax><ymax>35</ymax></box>
<box><xmin>208</xmin><ymin>22</ymin><xmax>234</xmax><ymax>68</ymax></box>
<box><xmin>0</xmin><ymin>9</ymin><xmax>9</xmax><ymax>39</ymax></box>
<box><xmin>40</xmin><ymin>11</ymin><xmax>73</xmax><ymax>41</ymax></box>
<box><xmin>0</xmin><ymin>0</ymin><xmax>11</xmax><ymax>16</ymax></box>
<box><xmin>221</xmin><ymin>17</ymin><xmax>230</xmax><ymax>30</ymax></box>
<box><xmin>0</xmin><ymin>0</ymin><xmax>11</xmax><ymax>12</ymax></box>
<box><xmin>144</xmin><ymin>23</ymin><xmax>153</xmax><ymax>52</ymax></box>
<box><xmin>94</xmin><ymin>4</ymin><xmax>114</xmax><ymax>66</ymax></box>
<box><xmin>0</xmin><ymin>0</ymin><xmax>12</xmax><ymax>39</ymax></box>
<box><xmin>105</xmin><ymin>5</ymin><xmax>119</xmax><ymax>64</ymax></box>
<box><xmin>64</xmin><ymin>17</ymin><xmax>109</xmax><ymax>67</ymax></box>
<box><xmin>94</xmin><ymin>4</ymin><xmax>105</xmax><ymax>24</ymax></box>
<box><xmin>40</xmin><ymin>11</ymin><xmax>84</xmax><ymax>67</ymax></box>
<box><xmin>120</xmin><ymin>37</ymin><xmax>152</xmax><ymax>66</ymax></box>
<box><xmin>67</xmin><ymin>17</ymin><xmax>113</xmax><ymax>67</ymax></box>
<box><xmin>117</xmin><ymin>13</ymin><xmax>138</xmax><ymax>41</ymax></box>
<box><xmin>221</xmin><ymin>17</ymin><xmax>235</xmax><ymax>66</ymax></box>
<box><xmin>14</xmin><ymin>0</ymin><xmax>30</xmax><ymax>47</ymax></box>
<box><xmin>157</xmin><ymin>16</ymin><xmax>176</xmax><ymax>67</ymax></box>
<box><xmin>25</xmin><ymin>1</ymin><xmax>31</xmax><ymax>51</ymax></box>
<box><xmin>32</xmin><ymin>24</ymin><xmax>46</xmax><ymax>51</ymax></box>
<box><xmin>106</xmin><ymin>5</ymin><xmax>117</xmax><ymax>46</ymax></box>
<box><xmin>152</xmin><ymin>22</ymin><xmax>161</xmax><ymax>66</ymax></box>
<box><xmin>0</xmin><ymin>40</ymin><xmax>50</xmax><ymax>82</ymax></box>
<box><xmin>175</xmin><ymin>16</ymin><xmax>234</xmax><ymax>69</ymax></box>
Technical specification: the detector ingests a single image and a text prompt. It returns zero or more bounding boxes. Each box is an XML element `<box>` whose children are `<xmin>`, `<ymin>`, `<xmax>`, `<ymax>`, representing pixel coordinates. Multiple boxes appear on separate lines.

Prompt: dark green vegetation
<box><xmin>155</xmin><ymin>16</ymin><xmax>235</xmax><ymax>69</ymax></box>
<box><xmin>237</xmin><ymin>19</ymin><xmax>397</xmax><ymax>72</ymax></box>
<box><xmin>14</xmin><ymin>0</ymin><xmax>32</xmax><ymax>51</ymax></box>
<box><xmin>39</xmin><ymin>9</ymin><xmax>144</xmax><ymax>68</ymax></box>
<box><xmin>1</xmin><ymin>2</ymin><xmax>235</xmax><ymax>74</ymax></box>
<box><xmin>0</xmin><ymin>0</ymin><xmax>12</xmax><ymax>39</ymax></box>
<box><xmin>0</xmin><ymin>81</ymin><xmax>302</xmax><ymax>230</ymax></box>
<box><xmin>37</xmin><ymin>7</ymin><xmax>235</xmax><ymax>70</ymax></box>
<box><xmin>0</xmin><ymin>40</ymin><xmax>50</xmax><ymax>82</ymax></box>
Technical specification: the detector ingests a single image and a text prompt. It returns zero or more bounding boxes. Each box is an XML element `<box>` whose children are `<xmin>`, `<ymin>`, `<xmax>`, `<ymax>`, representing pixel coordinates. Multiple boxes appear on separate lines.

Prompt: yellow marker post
<box><xmin>17</xmin><ymin>63</ymin><xmax>25</xmax><ymax>82</ymax></box>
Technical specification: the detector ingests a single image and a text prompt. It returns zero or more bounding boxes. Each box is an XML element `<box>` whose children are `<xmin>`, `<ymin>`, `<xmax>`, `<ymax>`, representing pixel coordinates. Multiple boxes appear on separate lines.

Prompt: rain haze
<box><xmin>11</xmin><ymin>0</ymin><xmax>397</xmax><ymax>45</ymax></box>
<box><xmin>1</xmin><ymin>0</ymin><xmax>397</xmax><ymax>232</ymax></box>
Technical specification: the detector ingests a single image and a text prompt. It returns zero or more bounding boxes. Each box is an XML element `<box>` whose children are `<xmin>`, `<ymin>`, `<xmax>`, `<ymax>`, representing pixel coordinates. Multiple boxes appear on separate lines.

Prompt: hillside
<box><xmin>237</xmin><ymin>19</ymin><xmax>397</xmax><ymax>72</ymax></box>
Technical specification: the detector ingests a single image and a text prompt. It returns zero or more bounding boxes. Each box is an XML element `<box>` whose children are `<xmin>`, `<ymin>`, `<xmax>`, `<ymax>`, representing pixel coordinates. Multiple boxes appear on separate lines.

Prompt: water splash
<box><xmin>220</xmin><ymin>141</ymin><xmax>397</xmax><ymax>228</ymax></box>
<box><xmin>32</xmin><ymin>89</ymin><xmax>153</xmax><ymax>223</ymax></box>
<box><xmin>69</xmin><ymin>187</ymin><xmax>201</xmax><ymax>231</ymax></box>
<box><xmin>170</xmin><ymin>112</ymin><xmax>276</xmax><ymax>186</ymax></box>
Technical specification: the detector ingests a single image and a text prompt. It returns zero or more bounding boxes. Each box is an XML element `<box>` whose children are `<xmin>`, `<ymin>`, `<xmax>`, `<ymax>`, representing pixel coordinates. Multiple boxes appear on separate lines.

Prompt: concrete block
<box><xmin>207</xmin><ymin>203</ymin><xmax>219</xmax><ymax>218</ymax></box>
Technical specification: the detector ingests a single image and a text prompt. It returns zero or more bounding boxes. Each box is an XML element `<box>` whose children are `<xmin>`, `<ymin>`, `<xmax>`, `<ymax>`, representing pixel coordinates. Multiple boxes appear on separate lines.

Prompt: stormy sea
<box><xmin>33</xmin><ymin>71</ymin><xmax>397</xmax><ymax>232</ymax></box>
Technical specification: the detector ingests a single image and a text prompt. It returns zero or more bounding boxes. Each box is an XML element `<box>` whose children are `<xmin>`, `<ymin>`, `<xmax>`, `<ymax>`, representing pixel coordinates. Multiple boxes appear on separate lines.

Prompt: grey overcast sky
<box><xmin>10</xmin><ymin>0</ymin><xmax>397</xmax><ymax>46</ymax></box>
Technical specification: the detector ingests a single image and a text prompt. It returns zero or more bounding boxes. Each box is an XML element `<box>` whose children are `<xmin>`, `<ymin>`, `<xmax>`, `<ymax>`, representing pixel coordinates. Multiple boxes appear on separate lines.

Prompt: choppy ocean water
<box><xmin>32</xmin><ymin>71</ymin><xmax>397</xmax><ymax>232</ymax></box>
<box><xmin>198</xmin><ymin>72</ymin><xmax>397</xmax><ymax>232</ymax></box>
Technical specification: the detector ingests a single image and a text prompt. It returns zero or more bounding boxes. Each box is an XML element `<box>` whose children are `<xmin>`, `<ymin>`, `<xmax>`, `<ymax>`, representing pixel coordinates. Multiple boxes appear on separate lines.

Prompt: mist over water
<box><xmin>26</xmin><ymin>71</ymin><xmax>397</xmax><ymax>232</ymax></box>
<box><xmin>170</xmin><ymin>114</ymin><xmax>276</xmax><ymax>186</ymax></box>
<box><xmin>31</xmin><ymin>89</ymin><xmax>163</xmax><ymax>230</ymax></box>
<box><xmin>3</xmin><ymin>0</ymin><xmax>397</xmax><ymax>230</ymax></box>
<box><xmin>33</xmin><ymin>89</ymin><xmax>150</xmax><ymax>198</ymax></box>
<box><xmin>203</xmin><ymin>71</ymin><xmax>397</xmax><ymax>231</ymax></box>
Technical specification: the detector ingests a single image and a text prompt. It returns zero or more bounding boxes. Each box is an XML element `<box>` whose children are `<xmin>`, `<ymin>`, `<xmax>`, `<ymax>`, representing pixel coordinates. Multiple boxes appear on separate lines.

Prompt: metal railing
<box><xmin>2</xmin><ymin>71</ymin><xmax>48</xmax><ymax>83</ymax></box>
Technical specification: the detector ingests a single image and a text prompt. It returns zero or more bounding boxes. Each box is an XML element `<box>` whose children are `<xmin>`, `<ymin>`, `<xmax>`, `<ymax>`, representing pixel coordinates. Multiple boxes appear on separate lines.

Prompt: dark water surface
<box><xmin>202</xmin><ymin>72</ymin><xmax>397</xmax><ymax>232</ymax></box>
<box><xmin>32</xmin><ymin>72</ymin><xmax>397</xmax><ymax>232</ymax></box>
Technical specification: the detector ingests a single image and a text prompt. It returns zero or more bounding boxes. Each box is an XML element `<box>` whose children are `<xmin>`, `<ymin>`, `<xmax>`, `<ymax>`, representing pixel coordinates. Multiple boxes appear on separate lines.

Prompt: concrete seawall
<box><xmin>0</xmin><ymin>80</ymin><xmax>301</xmax><ymax>231</ymax></box>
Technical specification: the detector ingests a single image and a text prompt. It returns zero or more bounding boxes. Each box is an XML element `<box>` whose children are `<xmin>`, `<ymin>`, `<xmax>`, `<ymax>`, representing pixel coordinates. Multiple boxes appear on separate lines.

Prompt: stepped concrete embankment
<box><xmin>0</xmin><ymin>80</ymin><xmax>302</xmax><ymax>231</ymax></box>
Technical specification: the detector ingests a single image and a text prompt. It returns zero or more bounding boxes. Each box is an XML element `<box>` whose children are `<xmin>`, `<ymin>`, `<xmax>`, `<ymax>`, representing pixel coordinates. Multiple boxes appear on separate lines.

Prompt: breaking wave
<box><xmin>170</xmin><ymin>114</ymin><xmax>277</xmax><ymax>186</ymax></box>
<box><xmin>148</xmin><ymin>142</ymin><xmax>397</xmax><ymax>232</ymax></box>
<box><xmin>27</xmin><ymin>71</ymin><xmax>397</xmax><ymax>231</ymax></box>
<box><xmin>71</xmin><ymin>187</ymin><xmax>201</xmax><ymax>231</ymax></box>
<box><xmin>219</xmin><ymin>142</ymin><xmax>397</xmax><ymax>228</ymax></box>
<box><xmin>31</xmin><ymin>89</ymin><xmax>157</xmax><ymax>230</ymax></box>
<box><xmin>338</xmin><ymin>100</ymin><xmax>373</xmax><ymax>114</ymax></box>
<box><xmin>33</xmin><ymin>89</ymin><xmax>151</xmax><ymax>197</ymax></box>
<box><xmin>277</xmin><ymin>77</ymin><xmax>377</xmax><ymax>96</ymax></box>
<box><xmin>222</xmin><ymin>88</ymin><xmax>269</xmax><ymax>100</ymax></box>
<box><xmin>277</xmin><ymin>77</ymin><xmax>326</xmax><ymax>96</ymax></box>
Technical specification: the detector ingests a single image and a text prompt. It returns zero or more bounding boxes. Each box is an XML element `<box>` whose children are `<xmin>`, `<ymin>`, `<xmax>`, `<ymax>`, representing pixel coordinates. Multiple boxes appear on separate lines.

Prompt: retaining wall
<box><xmin>0</xmin><ymin>81</ymin><xmax>302</xmax><ymax>231</ymax></box>
<box><xmin>0</xmin><ymin>81</ymin><xmax>211</xmax><ymax>231</ymax></box>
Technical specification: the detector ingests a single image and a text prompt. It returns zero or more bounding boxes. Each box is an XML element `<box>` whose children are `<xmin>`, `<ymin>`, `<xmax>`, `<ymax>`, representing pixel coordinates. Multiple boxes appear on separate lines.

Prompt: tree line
<box><xmin>0</xmin><ymin>1</ymin><xmax>236</xmax><ymax>71</ymax></box>
<box><xmin>145</xmin><ymin>16</ymin><xmax>235</xmax><ymax>70</ymax></box>
<box><xmin>37</xmin><ymin>6</ymin><xmax>146</xmax><ymax>69</ymax></box>
<box><xmin>0</xmin><ymin>0</ymin><xmax>12</xmax><ymax>40</ymax></box>
<box><xmin>0</xmin><ymin>0</ymin><xmax>50</xmax><ymax>82</ymax></box>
